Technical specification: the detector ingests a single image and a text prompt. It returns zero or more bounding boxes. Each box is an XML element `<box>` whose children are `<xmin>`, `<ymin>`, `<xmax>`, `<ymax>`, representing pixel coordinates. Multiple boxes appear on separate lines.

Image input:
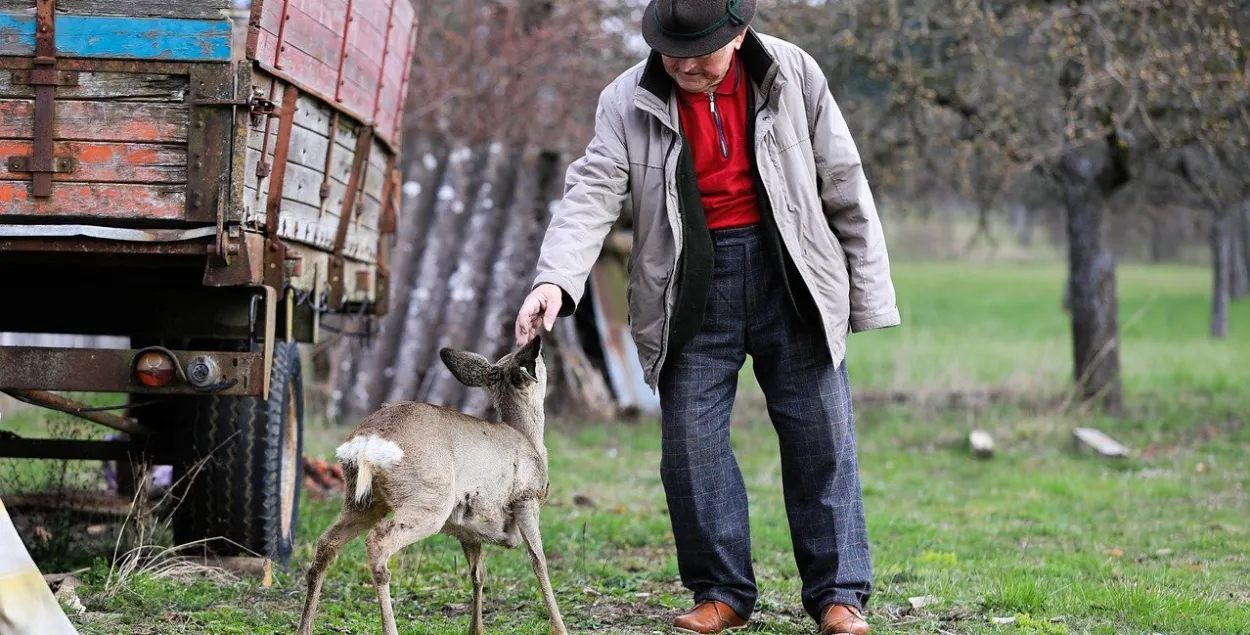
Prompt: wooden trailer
<box><xmin>0</xmin><ymin>0</ymin><xmax>419</xmax><ymax>564</ymax></box>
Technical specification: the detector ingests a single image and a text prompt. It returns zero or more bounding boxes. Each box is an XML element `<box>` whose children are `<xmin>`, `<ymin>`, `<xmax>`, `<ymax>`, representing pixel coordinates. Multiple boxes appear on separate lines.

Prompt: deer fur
<box><xmin>296</xmin><ymin>336</ymin><xmax>567</xmax><ymax>635</ymax></box>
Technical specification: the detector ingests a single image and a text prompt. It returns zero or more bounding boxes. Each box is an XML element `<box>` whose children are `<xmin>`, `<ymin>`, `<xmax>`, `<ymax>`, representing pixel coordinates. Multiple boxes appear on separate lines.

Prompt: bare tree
<box><xmin>762</xmin><ymin>0</ymin><xmax>1248</xmax><ymax>412</ymax></box>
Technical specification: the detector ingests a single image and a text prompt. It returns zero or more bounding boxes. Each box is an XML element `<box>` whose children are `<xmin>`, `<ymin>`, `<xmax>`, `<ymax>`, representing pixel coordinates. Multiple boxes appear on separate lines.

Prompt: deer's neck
<box><xmin>497</xmin><ymin>397</ymin><xmax>546</xmax><ymax>461</ymax></box>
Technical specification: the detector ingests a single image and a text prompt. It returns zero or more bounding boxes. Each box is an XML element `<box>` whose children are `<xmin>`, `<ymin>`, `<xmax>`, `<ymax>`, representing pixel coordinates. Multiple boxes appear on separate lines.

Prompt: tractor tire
<box><xmin>171</xmin><ymin>340</ymin><xmax>304</xmax><ymax>565</ymax></box>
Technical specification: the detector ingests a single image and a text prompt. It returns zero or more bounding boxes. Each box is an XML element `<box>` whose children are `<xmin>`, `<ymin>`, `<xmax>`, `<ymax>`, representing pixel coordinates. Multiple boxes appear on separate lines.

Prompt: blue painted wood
<box><xmin>0</xmin><ymin>13</ymin><xmax>231</xmax><ymax>61</ymax></box>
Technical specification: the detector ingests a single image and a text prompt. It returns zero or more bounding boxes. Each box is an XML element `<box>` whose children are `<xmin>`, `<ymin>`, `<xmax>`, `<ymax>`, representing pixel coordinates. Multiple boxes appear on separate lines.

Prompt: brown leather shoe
<box><xmin>672</xmin><ymin>600</ymin><xmax>746</xmax><ymax>634</ymax></box>
<box><xmin>819</xmin><ymin>604</ymin><xmax>869</xmax><ymax>635</ymax></box>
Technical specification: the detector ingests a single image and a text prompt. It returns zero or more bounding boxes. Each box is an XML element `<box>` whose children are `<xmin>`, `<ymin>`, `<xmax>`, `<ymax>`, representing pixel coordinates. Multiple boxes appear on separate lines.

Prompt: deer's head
<box><xmin>439</xmin><ymin>336</ymin><xmax>547</xmax><ymax>424</ymax></box>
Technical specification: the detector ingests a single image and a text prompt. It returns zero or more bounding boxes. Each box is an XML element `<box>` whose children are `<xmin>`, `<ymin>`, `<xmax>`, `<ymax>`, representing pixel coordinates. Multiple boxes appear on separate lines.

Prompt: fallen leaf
<box><xmin>1155</xmin><ymin>548</ymin><xmax>1173</xmax><ymax>557</ymax></box>
<box><xmin>992</xmin><ymin>616</ymin><xmax>1017</xmax><ymax>625</ymax></box>
<box><xmin>1109</xmin><ymin>548</ymin><xmax>1124</xmax><ymax>558</ymax></box>
<box><xmin>86</xmin><ymin>524</ymin><xmax>108</xmax><ymax>536</ymax></box>
<box><xmin>1196</xmin><ymin>462</ymin><xmax>1208</xmax><ymax>473</ymax></box>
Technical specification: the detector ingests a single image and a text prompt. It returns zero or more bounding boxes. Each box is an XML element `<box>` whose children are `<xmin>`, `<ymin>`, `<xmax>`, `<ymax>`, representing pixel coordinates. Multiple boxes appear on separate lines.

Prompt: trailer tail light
<box><xmin>135</xmin><ymin>351</ymin><xmax>175</xmax><ymax>387</ymax></box>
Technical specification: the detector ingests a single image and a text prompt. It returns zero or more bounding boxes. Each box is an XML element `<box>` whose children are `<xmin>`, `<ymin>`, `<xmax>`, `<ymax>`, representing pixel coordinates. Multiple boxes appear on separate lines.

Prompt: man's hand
<box><xmin>515</xmin><ymin>283</ymin><xmax>563</xmax><ymax>346</ymax></box>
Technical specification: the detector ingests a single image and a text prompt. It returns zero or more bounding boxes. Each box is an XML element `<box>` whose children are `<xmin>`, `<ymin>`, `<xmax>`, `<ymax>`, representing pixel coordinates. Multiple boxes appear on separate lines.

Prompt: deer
<box><xmin>295</xmin><ymin>336</ymin><xmax>568</xmax><ymax>635</ymax></box>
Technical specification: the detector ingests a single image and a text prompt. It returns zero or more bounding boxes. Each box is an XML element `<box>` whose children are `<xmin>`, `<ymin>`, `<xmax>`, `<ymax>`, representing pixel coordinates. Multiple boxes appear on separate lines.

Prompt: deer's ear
<box><xmin>440</xmin><ymin>348</ymin><xmax>494</xmax><ymax>387</ymax></box>
<box><xmin>515</xmin><ymin>335</ymin><xmax>541</xmax><ymax>378</ymax></box>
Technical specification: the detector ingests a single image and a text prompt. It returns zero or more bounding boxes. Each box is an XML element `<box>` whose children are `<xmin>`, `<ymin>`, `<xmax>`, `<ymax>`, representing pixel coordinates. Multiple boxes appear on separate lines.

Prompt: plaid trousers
<box><xmin>657</xmin><ymin>225</ymin><xmax>873</xmax><ymax>623</ymax></box>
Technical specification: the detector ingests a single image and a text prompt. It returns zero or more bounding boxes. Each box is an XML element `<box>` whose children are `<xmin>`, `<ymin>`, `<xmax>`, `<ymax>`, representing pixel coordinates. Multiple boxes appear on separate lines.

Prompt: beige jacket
<box><xmin>532</xmin><ymin>30</ymin><xmax>900</xmax><ymax>389</ymax></box>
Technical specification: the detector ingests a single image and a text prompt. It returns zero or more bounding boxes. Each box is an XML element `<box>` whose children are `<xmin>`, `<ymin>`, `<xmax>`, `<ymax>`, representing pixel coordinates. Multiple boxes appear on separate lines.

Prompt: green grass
<box><xmin>7</xmin><ymin>260</ymin><xmax>1249</xmax><ymax>634</ymax></box>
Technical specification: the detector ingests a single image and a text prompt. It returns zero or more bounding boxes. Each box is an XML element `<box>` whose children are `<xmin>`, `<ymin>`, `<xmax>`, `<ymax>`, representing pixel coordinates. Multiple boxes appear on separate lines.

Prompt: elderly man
<box><xmin>515</xmin><ymin>1</ymin><xmax>899</xmax><ymax>633</ymax></box>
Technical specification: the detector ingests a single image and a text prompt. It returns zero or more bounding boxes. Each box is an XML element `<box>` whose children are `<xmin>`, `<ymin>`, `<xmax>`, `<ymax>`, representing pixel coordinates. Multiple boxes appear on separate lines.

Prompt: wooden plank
<box><xmin>0</xmin><ymin>182</ymin><xmax>185</xmax><ymax>219</ymax></box>
<box><xmin>57</xmin><ymin>15</ymin><xmax>232</xmax><ymax>61</ymax></box>
<box><xmin>255</xmin><ymin>0</ymin><xmax>284</xmax><ymax>37</ymax></box>
<box><xmin>0</xmin><ymin>12</ymin><xmax>36</xmax><ymax>56</ymax></box>
<box><xmin>56</xmin><ymin>0</ymin><xmax>232</xmax><ymax>19</ymax></box>
<box><xmin>246</xmin><ymin>115</ymin><xmax>352</xmax><ymax>185</ymax></box>
<box><xmin>254</xmin><ymin>29</ymin><xmax>339</xmax><ymax>101</ymax></box>
<box><xmin>0</xmin><ymin>99</ymin><xmax>189</xmax><ymax>143</ymax></box>
<box><xmin>0</xmin><ymin>140</ymin><xmax>185</xmax><ymax>183</ymax></box>
<box><xmin>292</xmin><ymin>0</ymin><xmax>348</xmax><ymax>33</ymax></box>
<box><xmin>272</xmin><ymin>3</ymin><xmax>342</xmax><ymax>98</ymax></box>
<box><xmin>244</xmin><ymin>183</ymin><xmax>335</xmax><ymax>249</ymax></box>
<box><xmin>0</xmin><ymin>71</ymin><xmax>187</xmax><ymax>101</ymax></box>
<box><xmin>283</xmin><ymin>2</ymin><xmax>344</xmax><ymax>64</ymax></box>
<box><xmin>0</xmin><ymin>14</ymin><xmax>232</xmax><ymax>61</ymax></box>
<box><xmin>359</xmin><ymin>0</ymin><xmax>393</xmax><ymax>34</ymax></box>
<box><xmin>340</xmin><ymin>17</ymin><xmax>384</xmax><ymax>115</ymax></box>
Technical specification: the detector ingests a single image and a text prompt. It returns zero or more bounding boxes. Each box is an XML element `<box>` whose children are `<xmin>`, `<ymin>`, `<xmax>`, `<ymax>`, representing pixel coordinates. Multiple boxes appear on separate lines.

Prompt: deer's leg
<box><xmin>297</xmin><ymin>505</ymin><xmax>383</xmax><ymax>635</ymax></box>
<box><xmin>366</xmin><ymin>512</ymin><xmax>446</xmax><ymax>635</ymax></box>
<box><xmin>461</xmin><ymin>541</ymin><xmax>486</xmax><ymax>635</ymax></box>
<box><xmin>515</xmin><ymin>499</ymin><xmax>568</xmax><ymax>635</ymax></box>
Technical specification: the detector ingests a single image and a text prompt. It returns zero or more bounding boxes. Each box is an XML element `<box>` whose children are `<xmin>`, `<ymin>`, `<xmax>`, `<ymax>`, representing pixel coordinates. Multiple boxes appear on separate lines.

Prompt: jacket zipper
<box><xmin>708</xmin><ymin>93</ymin><xmax>728</xmax><ymax>158</ymax></box>
<box><xmin>653</xmin><ymin>131</ymin><xmax>681</xmax><ymax>381</ymax></box>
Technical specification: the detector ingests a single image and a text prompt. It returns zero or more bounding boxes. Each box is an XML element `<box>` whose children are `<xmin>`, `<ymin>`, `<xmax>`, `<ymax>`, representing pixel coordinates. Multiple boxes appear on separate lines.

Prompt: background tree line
<box><xmin>321</xmin><ymin>0</ymin><xmax>1249</xmax><ymax>421</ymax></box>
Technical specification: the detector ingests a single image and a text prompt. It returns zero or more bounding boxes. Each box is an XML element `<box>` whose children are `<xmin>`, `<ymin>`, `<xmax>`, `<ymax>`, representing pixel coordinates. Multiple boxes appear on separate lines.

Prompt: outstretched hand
<box><xmin>515</xmin><ymin>283</ymin><xmax>563</xmax><ymax>347</ymax></box>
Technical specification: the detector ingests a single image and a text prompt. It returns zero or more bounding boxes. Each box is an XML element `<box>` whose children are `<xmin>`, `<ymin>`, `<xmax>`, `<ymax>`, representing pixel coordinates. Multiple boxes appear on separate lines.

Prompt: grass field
<box><xmin>6</xmin><ymin>260</ymin><xmax>1249</xmax><ymax>635</ymax></box>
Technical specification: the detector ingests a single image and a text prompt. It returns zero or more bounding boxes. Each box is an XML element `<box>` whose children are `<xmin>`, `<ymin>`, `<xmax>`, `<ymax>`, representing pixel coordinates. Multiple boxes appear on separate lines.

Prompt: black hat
<box><xmin>641</xmin><ymin>0</ymin><xmax>756</xmax><ymax>59</ymax></box>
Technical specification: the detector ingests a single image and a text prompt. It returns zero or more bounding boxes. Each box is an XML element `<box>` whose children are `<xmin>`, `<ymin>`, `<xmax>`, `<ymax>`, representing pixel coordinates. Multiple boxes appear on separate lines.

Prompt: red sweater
<box><xmin>675</xmin><ymin>54</ymin><xmax>761</xmax><ymax>230</ymax></box>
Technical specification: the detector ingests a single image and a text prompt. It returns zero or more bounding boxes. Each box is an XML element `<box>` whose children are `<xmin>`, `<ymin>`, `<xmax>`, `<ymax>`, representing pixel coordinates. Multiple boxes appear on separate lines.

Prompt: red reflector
<box><xmin>135</xmin><ymin>351</ymin><xmax>175</xmax><ymax>387</ymax></box>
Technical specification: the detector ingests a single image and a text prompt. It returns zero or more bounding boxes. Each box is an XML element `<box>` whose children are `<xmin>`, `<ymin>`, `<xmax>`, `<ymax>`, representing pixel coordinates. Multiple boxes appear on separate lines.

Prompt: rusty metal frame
<box><xmin>0</xmin><ymin>439</ymin><xmax>144</xmax><ymax>462</ymax></box>
<box><xmin>186</xmin><ymin>64</ymin><xmax>238</xmax><ymax>224</ymax></box>
<box><xmin>0</xmin><ymin>235</ymin><xmax>212</xmax><ymax>255</ymax></box>
<box><xmin>264</xmin><ymin>83</ymin><xmax>300</xmax><ymax>236</ymax></box>
<box><xmin>317</xmin><ymin>111</ymin><xmax>340</xmax><ymax>221</ymax></box>
<box><xmin>334</xmin><ymin>0</ymin><xmax>357</xmax><ymax>103</ymax></box>
<box><xmin>371</xmin><ymin>0</ymin><xmax>399</xmax><ymax>123</ymax></box>
<box><xmin>326</xmin><ymin>123</ymin><xmax>374</xmax><ymax>309</ymax></box>
<box><xmin>0</xmin><ymin>347</ymin><xmax>266</xmax><ymax>396</ymax></box>
<box><xmin>272</xmin><ymin>0</ymin><xmax>294</xmax><ymax>71</ymax></box>
<box><xmin>372</xmin><ymin>156</ymin><xmax>400</xmax><ymax>316</ymax></box>
<box><xmin>6</xmin><ymin>0</ymin><xmax>79</xmax><ymax>198</ymax></box>
<box><xmin>1</xmin><ymin>389</ymin><xmax>149</xmax><ymax>437</ymax></box>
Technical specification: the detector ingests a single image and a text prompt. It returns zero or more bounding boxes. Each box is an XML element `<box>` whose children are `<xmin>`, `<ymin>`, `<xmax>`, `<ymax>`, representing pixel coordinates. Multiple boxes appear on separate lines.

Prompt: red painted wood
<box><xmin>0</xmin><ymin>182</ymin><xmax>186</xmax><ymax>220</ymax></box>
<box><xmin>283</xmin><ymin>3</ymin><xmax>344</xmax><ymax>68</ymax></box>
<box><xmin>252</xmin><ymin>0</ymin><xmax>417</xmax><ymax>148</ymax></box>
<box><xmin>256</xmin><ymin>0</ymin><xmax>284</xmax><ymax>42</ymax></box>
<box><xmin>0</xmin><ymin>99</ymin><xmax>189</xmax><ymax>143</ymax></box>
<box><xmin>0</xmin><ymin>140</ymin><xmax>185</xmax><ymax>183</ymax></box>
<box><xmin>370</xmin><ymin>0</ymin><xmax>399</xmax><ymax>122</ymax></box>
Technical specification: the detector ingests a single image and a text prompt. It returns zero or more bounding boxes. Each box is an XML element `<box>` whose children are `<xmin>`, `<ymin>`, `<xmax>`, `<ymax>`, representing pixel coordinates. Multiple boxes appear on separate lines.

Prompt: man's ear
<box><xmin>440</xmin><ymin>348</ymin><xmax>495</xmax><ymax>387</ymax></box>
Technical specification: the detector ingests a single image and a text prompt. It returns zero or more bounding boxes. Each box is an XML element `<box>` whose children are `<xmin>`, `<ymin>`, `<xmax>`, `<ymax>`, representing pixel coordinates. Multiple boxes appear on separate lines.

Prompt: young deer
<box><xmin>296</xmin><ymin>336</ymin><xmax>568</xmax><ymax>635</ymax></box>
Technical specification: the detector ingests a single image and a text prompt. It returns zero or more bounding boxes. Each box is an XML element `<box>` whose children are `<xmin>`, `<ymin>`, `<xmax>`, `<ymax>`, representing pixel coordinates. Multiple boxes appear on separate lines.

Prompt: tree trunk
<box><xmin>386</xmin><ymin>142</ymin><xmax>485</xmax><ymax>404</ymax></box>
<box><xmin>341</xmin><ymin>135</ymin><xmax>448</xmax><ymax>421</ymax></box>
<box><xmin>1011</xmin><ymin>203</ymin><xmax>1033</xmax><ymax>246</ymax></box>
<box><xmin>1233</xmin><ymin>203</ymin><xmax>1250</xmax><ymax>300</ymax></box>
<box><xmin>459</xmin><ymin>150</ymin><xmax>545</xmax><ymax>418</ymax></box>
<box><xmin>419</xmin><ymin>143</ymin><xmax>518</xmax><ymax>408</ymax></box>
<box><xmin>1057</xmin><ymin>143</ymin><xmax>1123</xmax><ymax>415</ymax></box>
<box><xmin>1148</xmin><ymin>213</ymin><xmax>1168</xmax><ymax>263</ymax></box>
<box><xmin>1211</xmin><ymin>214</ymin><xmax>1232</xmax><ymax>338</ymax></box>
<box><xmin>460</xmin><ymin>150</ymin><xmax>565</xmax><ymax>419</ymax></box>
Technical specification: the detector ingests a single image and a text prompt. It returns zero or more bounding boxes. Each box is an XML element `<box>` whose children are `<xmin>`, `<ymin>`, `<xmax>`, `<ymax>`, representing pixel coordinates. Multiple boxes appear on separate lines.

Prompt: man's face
<box><xmin>662</xmin><ymin>31</ymin><xmax>746</xmax><ymax>94</ymax></box>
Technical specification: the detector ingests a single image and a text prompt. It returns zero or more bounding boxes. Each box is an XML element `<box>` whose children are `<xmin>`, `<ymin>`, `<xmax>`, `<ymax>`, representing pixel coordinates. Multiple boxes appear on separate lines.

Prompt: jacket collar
<box><xmin>635</xmin><ymin>27</ymin><xmax>779</xmax><ymax>130</ymax></box>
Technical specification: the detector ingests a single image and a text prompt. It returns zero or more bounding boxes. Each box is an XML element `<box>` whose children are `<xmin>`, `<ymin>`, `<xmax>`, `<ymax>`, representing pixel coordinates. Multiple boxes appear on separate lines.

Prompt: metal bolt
<box><xmin>186</xmin><ymin>357</ymin><xmax>220</xmax><ymax>388</ymax></box>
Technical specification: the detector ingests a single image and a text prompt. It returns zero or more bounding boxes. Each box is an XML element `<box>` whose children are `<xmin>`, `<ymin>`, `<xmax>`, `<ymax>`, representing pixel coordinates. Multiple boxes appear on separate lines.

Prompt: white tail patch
<box><xmin>336</xmin><ymin>435</ymin><xmax>404</xmax><ymax>504</ymax></box>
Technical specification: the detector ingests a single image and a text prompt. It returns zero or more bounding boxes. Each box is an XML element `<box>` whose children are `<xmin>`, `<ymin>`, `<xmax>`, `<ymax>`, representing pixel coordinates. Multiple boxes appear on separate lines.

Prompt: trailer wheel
<box><xmin>171</xmin><ymin>341</ymin><xmax>304</xmax><ymax>565</ymax></box>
